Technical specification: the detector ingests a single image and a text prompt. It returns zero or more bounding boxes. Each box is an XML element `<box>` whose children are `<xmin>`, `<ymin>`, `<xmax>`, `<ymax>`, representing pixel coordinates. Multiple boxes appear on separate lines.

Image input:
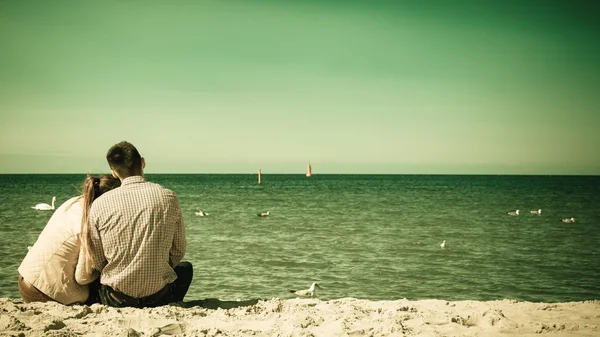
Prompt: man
<box><xmin>89</xmin><ymin>141</ymin><xmax>192</xmax><ymax>307</ymax></box>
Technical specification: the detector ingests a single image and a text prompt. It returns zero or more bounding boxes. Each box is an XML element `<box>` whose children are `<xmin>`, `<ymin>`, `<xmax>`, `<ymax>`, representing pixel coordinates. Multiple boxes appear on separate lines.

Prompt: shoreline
<box><xmin>1</xmin><ymin>297</ymin><xmax>599</xmax><ymax>336</ymax></box>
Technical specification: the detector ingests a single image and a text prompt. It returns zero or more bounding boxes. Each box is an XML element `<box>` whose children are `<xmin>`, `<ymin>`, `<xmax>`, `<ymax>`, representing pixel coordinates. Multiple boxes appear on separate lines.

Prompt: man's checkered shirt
<box><xmin>89</xmin><ymin>176</ymin><xmax>186</xmax><ymax>298</ymax></box>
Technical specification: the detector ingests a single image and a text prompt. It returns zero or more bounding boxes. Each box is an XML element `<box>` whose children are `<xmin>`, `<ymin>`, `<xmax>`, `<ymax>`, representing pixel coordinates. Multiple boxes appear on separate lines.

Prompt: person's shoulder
<box><xmin>90</xmin><ymin>188</ymin><xmax>119</xmax><ymax>210</ymax></box>
<box><xmin>146</xmin><ymin>181</ymin><xmax>178</xmax><ymax>196</ymax></box>
<box><xmin>98</xmin><ymin>187</ymin><xmax>121</xmax><ymax>200</ymax></box>
<box><xmin>55</xmin><ymin>196</ymin><xmax>83</xmax><ymax>213</ymax></box>
<box><xmin>61</xmin><ymin>196</ymin><xmax>82</xmax><ymax>208</ymax></box>
<box><xmin>65</xmin><ymin>196</ymin><xmax>81</xmax><ymax>203</ymax></box>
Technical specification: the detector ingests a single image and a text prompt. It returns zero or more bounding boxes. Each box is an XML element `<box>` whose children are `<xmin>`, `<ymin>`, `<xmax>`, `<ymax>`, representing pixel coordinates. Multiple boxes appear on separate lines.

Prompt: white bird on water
<box><xmin>258</xmin><ymin>211</ymin><xmax>270</xmax><ymax>217</ymax></box>
<box><xmin>561</xmin><ymin>217</ymin><xmax>576</xmax><ymax>223</ymax></box>
<box><xmin>195</xmin><ymin>210</ymin><xmax>208</xmax><ymax>216</ymax></box>
<box><xmin>507</xmin><ymin>209</ymin><xmax>519</xmax><ymax>216</ymax></box>
<box><xmin>289</xmin><ymin>282</ymin><xmax>321</xmax><ymax>298</ymax></box>
<box><xmin>530</xmin><ymin>209</ymin><xmax>542</xmax><ymax>215</ymax></box>
<box><xmin>32</xmin><ymin>196</ymin><xmax>56</xmax><ymax>211</ymax></box>
<box><xmin>440</xmin><ymin>240</ymin><xmax>446</xmax><ymax>248</ymax></box>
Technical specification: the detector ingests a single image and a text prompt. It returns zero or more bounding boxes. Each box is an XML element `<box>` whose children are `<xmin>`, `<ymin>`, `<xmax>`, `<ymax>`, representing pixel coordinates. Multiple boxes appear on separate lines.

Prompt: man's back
<box><xmin>89</xmin><ymin>176</ymin><xmax>186</xmax><ymax>298</ymax></box>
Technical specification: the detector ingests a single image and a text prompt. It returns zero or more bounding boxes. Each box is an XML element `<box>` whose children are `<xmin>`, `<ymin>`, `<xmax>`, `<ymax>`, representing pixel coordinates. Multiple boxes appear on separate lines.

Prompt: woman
<box><xmin>18</xmin><ymin>175</ymin><xmax>120</xmax><ymax>305</ymax></box>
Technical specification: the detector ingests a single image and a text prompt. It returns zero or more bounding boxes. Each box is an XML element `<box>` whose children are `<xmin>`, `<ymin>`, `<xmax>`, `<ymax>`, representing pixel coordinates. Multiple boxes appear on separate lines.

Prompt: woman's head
<box><xmin>83</xmin><ymin>174</ymin><xmax>121</xmax><ymax>202</ymax></box>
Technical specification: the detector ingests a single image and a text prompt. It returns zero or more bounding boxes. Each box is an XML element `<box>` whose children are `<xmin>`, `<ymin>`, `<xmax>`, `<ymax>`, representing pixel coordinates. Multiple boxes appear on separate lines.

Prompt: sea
<box><xmin>1</xmin><ymin>174</ymin><xmax>599</xmax><ymax>303</ymax></box>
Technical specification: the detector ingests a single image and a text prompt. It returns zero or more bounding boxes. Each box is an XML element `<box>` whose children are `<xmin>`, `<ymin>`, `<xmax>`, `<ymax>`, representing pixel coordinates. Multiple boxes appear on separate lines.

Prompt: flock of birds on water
<box><xmin>505</xmin><ymin>208</ymin><xmax>576</xmax><ymax>223</ymax></box>
<box><xmin>30</xmin><ymin>196</ymin><xmax>582</xmax><ymax>299</ymax></box>
<box><xmin>434</xmin><ymin>208</ymin><xmax>578</xmax><ymax>251</ymax></box>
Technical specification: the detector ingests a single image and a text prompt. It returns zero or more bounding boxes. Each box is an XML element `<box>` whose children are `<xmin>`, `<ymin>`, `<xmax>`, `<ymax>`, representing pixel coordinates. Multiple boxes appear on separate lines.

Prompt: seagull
<box><xmin>195</xmin><ymin>210</ymin><xmax>208</xmax><ymax>216</ymax></box>
<box><xmin>440</xmin><ymin>240</ymin><xmax>446</xmax><ymax>248</ymax></box>
<box><xmin>257</xmin><ymin>211</ymin><xmax>270</xmax><ymax>217</ymax></box>
<box><xmin>561</xmin><ymin>217</ymin><xmax>576</xmax><ymax>223</ymax></box>
<box><xmin>507</xmin><ymin>209</ymin><xmax>519</xmax><ymax>216</ymax></box>
<box><xmin>289</xmin><ymin>282</ymin><xmax>321</xmax><ymax>298</ymax></box>
<box><xmin>530</xmin><ymin>209</ymin><xmax>542</xmax><ymax>215</ymax></box>
<box><xmin>32</xmin><ymin>196</ymin><xmax>56</xmax><ymax>211</ymax></box>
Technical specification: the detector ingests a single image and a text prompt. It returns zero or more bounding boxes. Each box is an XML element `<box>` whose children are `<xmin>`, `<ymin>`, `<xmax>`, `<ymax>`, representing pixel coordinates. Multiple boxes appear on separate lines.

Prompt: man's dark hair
<box><xmin>106</xmin><ymin>141</ymin><xmax>143</xmax><ymax>178</ymax></box>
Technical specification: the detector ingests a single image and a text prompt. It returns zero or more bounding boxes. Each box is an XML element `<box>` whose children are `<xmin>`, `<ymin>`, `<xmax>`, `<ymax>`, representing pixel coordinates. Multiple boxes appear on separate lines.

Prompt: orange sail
<box><xmin>306</xmin><ymin>162</ymin><xmax>313</xmax><ymax>177</ymax></box>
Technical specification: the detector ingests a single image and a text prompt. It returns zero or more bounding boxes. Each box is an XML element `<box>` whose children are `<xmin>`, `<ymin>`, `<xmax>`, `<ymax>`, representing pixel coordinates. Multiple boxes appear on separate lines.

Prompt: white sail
<box><xmin>306</xmin><ymin>162</ymin><xmax>313</xmax><ymax>177</ymax></box>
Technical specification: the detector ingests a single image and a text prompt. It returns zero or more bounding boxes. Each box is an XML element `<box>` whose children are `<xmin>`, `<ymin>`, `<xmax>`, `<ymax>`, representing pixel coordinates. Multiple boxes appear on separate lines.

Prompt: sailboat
<box><xmin>306</xmin><ymin>161</ymin><xmax>313</xmax><ymax>177</ymax></box>
<box><xmin>258</xmin><ymin>169</ymin><xmax>262</xmax><ymax>185</ymax></box>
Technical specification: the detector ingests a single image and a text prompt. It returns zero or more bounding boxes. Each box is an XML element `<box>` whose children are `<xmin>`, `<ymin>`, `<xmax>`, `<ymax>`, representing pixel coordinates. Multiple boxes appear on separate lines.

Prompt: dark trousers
<box><xmin>171</xmin><ymin>261</ymin><xmax>193</xmax><ymax>302</ymax></box>
<box><xmin>99</xmin><ymin>261</ymin><xmax>193</xmax><ymax>308</ymax></box>
<box><xmin>85</xmin><ymin>277</ymin><xmax>102</xmax><ymax>305</ymax></box>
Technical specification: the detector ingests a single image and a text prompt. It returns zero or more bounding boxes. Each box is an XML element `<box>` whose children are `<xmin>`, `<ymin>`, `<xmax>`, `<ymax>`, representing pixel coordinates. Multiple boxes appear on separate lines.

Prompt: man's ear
<box><xmin>142</xmin><ymin>157</ymin><xmax>146</xmax><ymax>170</ymax></box>
<box><xmin>111</xmin><ymin>169</ymin><xmax>119</xmax><ymax>180</ymax></box>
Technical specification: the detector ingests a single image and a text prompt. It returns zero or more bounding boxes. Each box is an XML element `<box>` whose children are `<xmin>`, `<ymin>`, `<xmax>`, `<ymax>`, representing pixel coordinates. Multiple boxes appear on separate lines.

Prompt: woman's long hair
<box><xmin>79</xmin><ymin>175</ymin><xmax>121</xmax><ymax>274</ymax></box>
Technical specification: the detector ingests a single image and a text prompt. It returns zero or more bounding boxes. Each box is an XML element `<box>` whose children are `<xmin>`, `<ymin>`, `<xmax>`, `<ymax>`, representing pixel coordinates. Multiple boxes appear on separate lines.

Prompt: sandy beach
<box><xmin>1</xmin><ymin>297</ymin><xmax>599</xmax><ymax>337</ymax></box>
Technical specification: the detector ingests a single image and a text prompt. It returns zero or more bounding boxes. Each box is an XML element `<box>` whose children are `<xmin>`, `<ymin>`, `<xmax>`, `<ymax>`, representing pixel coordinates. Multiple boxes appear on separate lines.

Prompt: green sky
<box><xmin>1</xmin><ymin>0</ymin><xmax>599</xmax><ymax>174</ymax></box>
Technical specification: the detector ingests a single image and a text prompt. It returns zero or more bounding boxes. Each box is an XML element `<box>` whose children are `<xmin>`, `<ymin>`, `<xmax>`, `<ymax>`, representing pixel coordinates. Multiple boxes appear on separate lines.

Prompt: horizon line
<box><xmin>1</xmin><ymin>173</ymin><xmax>599</xmax><ymax>177</ymax></box>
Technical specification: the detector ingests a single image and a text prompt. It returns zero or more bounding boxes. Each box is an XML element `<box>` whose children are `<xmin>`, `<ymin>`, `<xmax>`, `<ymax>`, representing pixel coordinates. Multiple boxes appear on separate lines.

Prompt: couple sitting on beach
<box><xmin>18</xmin><ymin>141</ymin><xmax>193</xmax><ymax>308</ymax></box>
